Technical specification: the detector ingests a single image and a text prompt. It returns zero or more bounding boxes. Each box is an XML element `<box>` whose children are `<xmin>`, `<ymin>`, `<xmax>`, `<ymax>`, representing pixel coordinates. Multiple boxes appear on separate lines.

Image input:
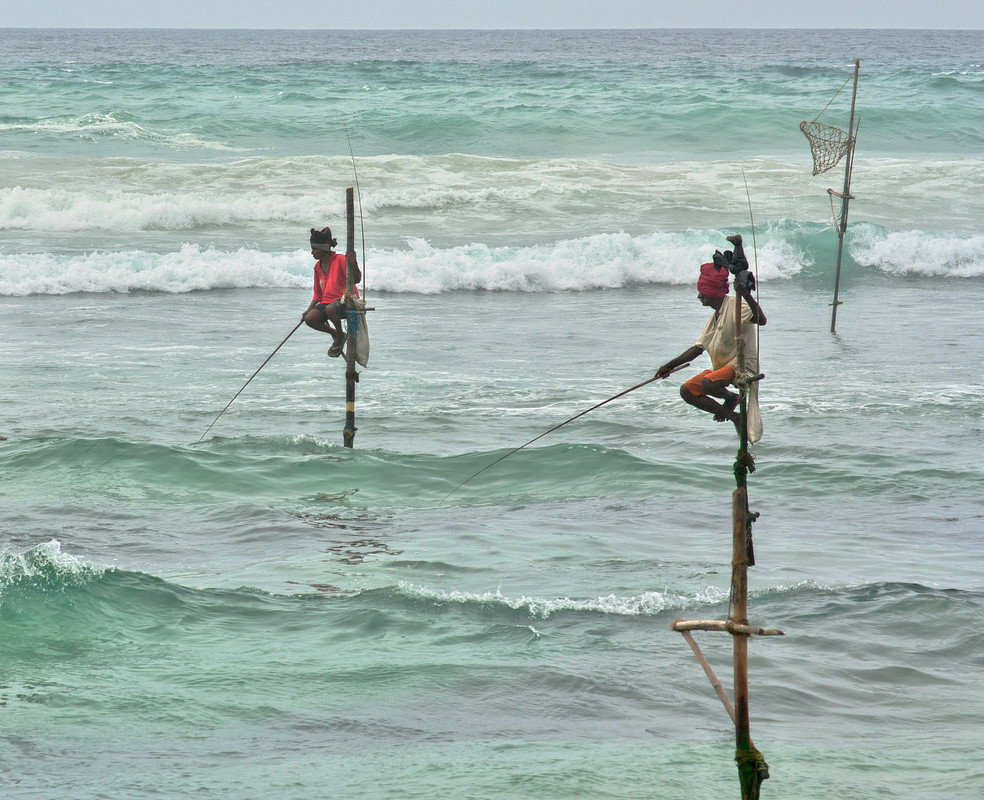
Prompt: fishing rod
<box><xmin>738</xmin><ymin>163</ymin><xmax>761</xmax><ymax>298</ymax></box>
<box><xmin>201</xmin><ymin>128</ymin><xmax>366</xmax><ymax>444</ymax></box>
<box><xmin>342</xmin><ymin>121</ymin><xmax>367</xmax><ymax>297</ymax></box>
<box><xmin>198</xmin><ymin>320</ymin><xmax>304</xmax><ymax>442</ymax></box>
<box><xmin>738</xmin><ymin>162</ymin><xmax>763</xmax><ymax>360</ymax></box>
<box><xmin>738</xmin><ymin>164</ymin><xmax>758</xmax><ymax>279</ymax></box>
<box><xmin>440</xmin><ymin>362</ymin><xmax>690</xmax><ymax>504</ymax></box>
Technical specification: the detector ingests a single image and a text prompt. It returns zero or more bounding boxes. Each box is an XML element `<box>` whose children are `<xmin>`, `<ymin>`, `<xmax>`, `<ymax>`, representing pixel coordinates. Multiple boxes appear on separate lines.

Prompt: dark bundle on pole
<box><xmin>343</xmin><ymin>187</ymin><xmax>358</xmax><ymax>448</ymax></box>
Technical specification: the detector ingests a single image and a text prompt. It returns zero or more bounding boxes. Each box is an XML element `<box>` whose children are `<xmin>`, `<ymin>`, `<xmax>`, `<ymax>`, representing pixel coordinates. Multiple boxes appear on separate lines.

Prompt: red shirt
<box><xmin>312</xmin><ymin>253</ymin><xmax>358</xmax><ymax>304</ymax></box>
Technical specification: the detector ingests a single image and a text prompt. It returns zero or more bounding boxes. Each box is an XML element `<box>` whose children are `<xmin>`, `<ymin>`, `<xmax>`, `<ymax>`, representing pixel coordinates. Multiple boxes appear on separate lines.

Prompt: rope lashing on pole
<box><xmin>440</xmin><ymin>362</ymin><xmax>690</xmax><ymax>504</ymax></box>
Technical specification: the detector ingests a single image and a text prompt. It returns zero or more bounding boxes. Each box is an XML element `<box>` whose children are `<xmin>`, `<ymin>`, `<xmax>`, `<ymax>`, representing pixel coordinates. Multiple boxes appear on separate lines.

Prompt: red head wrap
<box><xmin>696</xmin><ymin>262</ymin><xmax>729</xmax><ymax>299</ymax></box>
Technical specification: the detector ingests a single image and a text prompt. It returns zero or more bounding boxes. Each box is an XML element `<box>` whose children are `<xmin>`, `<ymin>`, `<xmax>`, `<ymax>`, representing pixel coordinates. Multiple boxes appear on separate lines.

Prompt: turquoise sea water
<box><xmin>2</xmin><ymin>28</ymin><xmax>984</xmax><ymax>799</ymax></box>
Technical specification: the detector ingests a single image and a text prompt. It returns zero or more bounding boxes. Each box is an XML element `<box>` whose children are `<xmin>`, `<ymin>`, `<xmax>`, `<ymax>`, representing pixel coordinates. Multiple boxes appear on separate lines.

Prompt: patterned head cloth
<box><xmin>696</xmin><ymin>262</ymin><xmax>729</xmax><ymax>299</ymax></box>
<box><xmin>310</xmin><ymin>227</ymin><xmax>337</xmax><ymax>249</ymax></box>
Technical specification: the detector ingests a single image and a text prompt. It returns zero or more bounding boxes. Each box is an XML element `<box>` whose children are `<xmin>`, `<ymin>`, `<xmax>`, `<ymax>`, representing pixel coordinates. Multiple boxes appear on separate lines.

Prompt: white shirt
<box><xmin>694</xmin><ymin>295</ymin><xmax>764</xmax><ymax>442</ymax></box>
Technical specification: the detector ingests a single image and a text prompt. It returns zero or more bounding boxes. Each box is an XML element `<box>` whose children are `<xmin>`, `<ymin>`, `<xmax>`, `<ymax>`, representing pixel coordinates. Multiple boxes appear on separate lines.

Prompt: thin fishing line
<box><xmin>342</xmin><ymin>121</ymin><xmax>367</xmax><ymax>298</ymax></box>
<box><xmin>440</xmin><ymin>363</ymin><xmax>690</xmax><ymax>505</ymax></box>
<box><xmin>813</xmin><ymin>70</ymin><xmax>853</xmax><ymax>122</ymax></box>
<box><xmin>198</xmin><ymin>320</ymin><xmax>303</xmax><ymax>442</ymax></box>
<box><xmin>738</xmin><ymin>163</ymin><xmax>762</xmax><ymax>361</ymax></box>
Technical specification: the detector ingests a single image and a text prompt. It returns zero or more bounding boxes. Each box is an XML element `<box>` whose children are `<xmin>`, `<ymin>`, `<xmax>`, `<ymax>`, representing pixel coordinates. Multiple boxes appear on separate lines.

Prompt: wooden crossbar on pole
<box><xmin>671</xmin><ymin>619</ymin><xmax>785</xmax><ymax>637</ymax></box>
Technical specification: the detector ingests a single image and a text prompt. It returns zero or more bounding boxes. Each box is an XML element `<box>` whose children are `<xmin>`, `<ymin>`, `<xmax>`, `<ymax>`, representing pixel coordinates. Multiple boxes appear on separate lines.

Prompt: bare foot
<box><xmin>713</xmin><ymin>392</ymin><xmax>739</xmax><ymax>422</ymax></box>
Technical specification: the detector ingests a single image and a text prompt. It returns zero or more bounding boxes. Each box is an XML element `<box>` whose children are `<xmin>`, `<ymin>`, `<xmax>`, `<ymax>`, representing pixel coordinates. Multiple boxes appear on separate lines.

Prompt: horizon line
<box><xmin>3</xmin><ymin>25</ymin><xmax>983</xmax><ymax>32</ymax></box>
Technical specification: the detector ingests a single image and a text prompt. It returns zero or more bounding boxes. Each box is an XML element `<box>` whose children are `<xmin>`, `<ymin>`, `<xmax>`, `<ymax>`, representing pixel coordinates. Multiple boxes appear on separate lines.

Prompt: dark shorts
<box><xmin>315</xmin><ymin>299</ymin><xmax>345</xmax><ymax>319</ymax></box>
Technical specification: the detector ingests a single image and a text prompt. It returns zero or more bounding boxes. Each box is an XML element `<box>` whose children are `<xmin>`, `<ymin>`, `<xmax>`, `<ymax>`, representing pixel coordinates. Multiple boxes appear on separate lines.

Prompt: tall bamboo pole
<box><xmin>732</xmin><ymin>484</ymin><xmax>760</xmax><ymax>799</ymax></box>
<box><xmin>343</xmin><ymin>187</ymin><xmax>358</xmax><ymax>448</ymax></box>
<box><xmin>732</xmin><ymin>272</ymin><xmax>767</xmax><ymax>798</ymax></box>
<box><xmin>830</xmin><ymin>59</ymin><xmax>860</xmax><ymax>334</ymax></box>
<box><xmin>671</xmin><ymin>251</ymin><xmax>779</xmax><ymax>796</ymax></box>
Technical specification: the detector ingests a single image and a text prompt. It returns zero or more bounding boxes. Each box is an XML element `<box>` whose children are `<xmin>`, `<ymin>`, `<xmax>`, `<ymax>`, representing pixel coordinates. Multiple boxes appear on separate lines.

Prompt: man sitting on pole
<box><xmin>301</xmin><ymin>226</ymin><xmax>361</xmax><ymax>358</ymax></box>
<box><xmin>655</xmin><ymin>234</ymin><xmax>766</xmax><ymax>441</ymax></box>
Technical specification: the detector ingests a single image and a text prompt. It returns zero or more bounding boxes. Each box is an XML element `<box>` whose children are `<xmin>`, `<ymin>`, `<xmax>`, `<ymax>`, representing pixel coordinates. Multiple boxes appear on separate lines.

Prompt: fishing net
<box><xmin>800</xmin><ymin>120</ymin><xmax>854</xmax><ymax>176</ymax></box>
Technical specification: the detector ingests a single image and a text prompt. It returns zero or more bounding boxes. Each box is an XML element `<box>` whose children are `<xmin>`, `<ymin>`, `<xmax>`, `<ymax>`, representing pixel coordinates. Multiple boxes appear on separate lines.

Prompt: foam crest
<box><xmin>0</xmin><ymin>540</ymin><xmax>103</xmax><ymax>596</ymax></box>
<box><xmin>0</xmin><ymin>113</ymin><xmax>239</xmax><ymax>151</ymax></box>
<box><xmin>0</xmin><ymin>232</ymin><xmax>809</xmax><ymax>296</ymax></box>
<box><xmin>396</xmin><ymin>581</ymin><xmax>729</xmax><ymax>618</ymax></box>
<box><xmin>365</xmin><ymin>231</ymin><xmax>804</xmax><ymax>294</ymax></box>
<box><xmin>851</xmin><ymin>226</ymin><xmax>984</xmax><ymax>278</ymax></box>
<box><xmin>5</xmin><ymin>224</ymin><xmax>979</xmax><ymax>297</ymax></box>
<box><xmin>0</xmin><ymin>185</ymin><xmax>325</xmax><ymax>233</ymax></box>
<box><xmin>0</xmin><ymin>245</ymin><xmax>309</xmax><ymax>295</ymax></box>
<box><xmin>6</xmin><ymin>153</ymin><xmax>984</xmax><ymax>243</ymax></box>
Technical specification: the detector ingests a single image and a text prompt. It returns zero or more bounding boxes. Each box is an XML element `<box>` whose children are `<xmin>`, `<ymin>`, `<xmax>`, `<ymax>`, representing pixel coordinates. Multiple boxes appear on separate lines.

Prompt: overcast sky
<box><xmin>3</xmin><ymin>1</ymin><xmax>982</xmax><ymax>30</ymax></box>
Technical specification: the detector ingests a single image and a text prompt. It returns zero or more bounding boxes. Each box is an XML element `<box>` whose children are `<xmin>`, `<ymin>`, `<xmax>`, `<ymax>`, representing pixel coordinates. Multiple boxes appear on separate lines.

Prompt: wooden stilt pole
<box><xmin>731</xmin><ymin>483</ymin><xmax>768</xmax><ymax>799</ymax></box>
<box><xmin>671</xmin><ymin>491</ymin><xmax>778</xmax><ymax>798</ymax></box>
<box><xmin>830</xmin><ymin>59</ymin><xmax>860</xmax><ymax>335</ymax></box>
<box><xmin>671</xmin><ymin>277</ymin><xmax>777</xmax><ymax>798</ymax></box>
<box><xmin>343</xmin><ymin>187</ymin><xmax>358</xmax><ymax>448</ymax></box>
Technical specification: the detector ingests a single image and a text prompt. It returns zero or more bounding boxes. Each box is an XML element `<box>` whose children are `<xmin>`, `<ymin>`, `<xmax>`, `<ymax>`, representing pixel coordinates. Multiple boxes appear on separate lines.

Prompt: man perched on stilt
<box><xmin>655</xmin><ymin>234</ymin><xmax>766</xmax><ymax>441</ymax></box>
<box><xmin>301</xmin><ymin>226</ymin><xmax>361</xmax><ymax>358</ymax></box>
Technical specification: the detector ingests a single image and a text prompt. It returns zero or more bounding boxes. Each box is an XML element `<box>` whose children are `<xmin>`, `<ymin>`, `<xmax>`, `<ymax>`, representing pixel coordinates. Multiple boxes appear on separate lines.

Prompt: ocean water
<box><xmin>2</xmin><ymin>28</ymin><xmax>984</xmax><ymax>800</ymax></box>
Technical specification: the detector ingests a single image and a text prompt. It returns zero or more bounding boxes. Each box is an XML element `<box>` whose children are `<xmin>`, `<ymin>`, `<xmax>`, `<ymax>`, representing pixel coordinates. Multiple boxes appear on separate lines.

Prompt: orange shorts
<box><xmin>683</xmin><ymin>365</ymin><xmax>737</xmax><ymax>396</ymax></box>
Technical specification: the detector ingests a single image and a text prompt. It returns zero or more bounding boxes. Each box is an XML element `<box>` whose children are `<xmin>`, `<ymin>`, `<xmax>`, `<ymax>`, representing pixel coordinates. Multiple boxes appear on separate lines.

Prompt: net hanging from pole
<box><xmin>800</xmin><ymin>68</ymin><xmax>857</xmax><ymax>177</ymax></box>
<box><xmin>799</xmin><ymin>120</ymin><xmax>854</xmax><ymax>176</ymax></box>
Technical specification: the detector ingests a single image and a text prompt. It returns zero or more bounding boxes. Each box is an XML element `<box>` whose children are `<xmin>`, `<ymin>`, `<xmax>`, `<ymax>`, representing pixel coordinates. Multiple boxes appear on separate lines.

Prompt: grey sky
<box><xmin>3</xmin><ymin>1</ymin><xmax>982</xmax><ymax>30</ymax></box>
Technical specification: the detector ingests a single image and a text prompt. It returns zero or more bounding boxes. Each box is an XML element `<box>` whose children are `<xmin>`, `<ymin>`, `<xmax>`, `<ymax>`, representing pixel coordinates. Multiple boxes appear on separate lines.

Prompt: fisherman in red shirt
<box><xmin>301</xmin><ymin>226</ymin><xmax>361</xmax><ymax>358</ymax></box>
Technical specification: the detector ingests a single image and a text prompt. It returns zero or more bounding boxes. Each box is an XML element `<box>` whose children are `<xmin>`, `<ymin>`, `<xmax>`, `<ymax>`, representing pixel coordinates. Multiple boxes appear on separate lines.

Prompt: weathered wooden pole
<box><xmin>672</xmin><ymin>252</ymin><xmax>778</xmax><ymax>797</ymax></box>
<box><xmin>830</xmin><ymin>59</ymin><xmax>860</xmax><ymax>335</ymax></box>
<box><xmin>731</xmin><ymin>287</ymin><xmax>768</xmax><ymax>799</ymax></box>
<box><xmin>343</xmin><ymin>187</ymin><xmax>358</xmax><ymax>448</ymax></box>
<box><xmin>732</xmin><ymin>480</ymin><xmax>767</xmax><ymax>799</ymax></box>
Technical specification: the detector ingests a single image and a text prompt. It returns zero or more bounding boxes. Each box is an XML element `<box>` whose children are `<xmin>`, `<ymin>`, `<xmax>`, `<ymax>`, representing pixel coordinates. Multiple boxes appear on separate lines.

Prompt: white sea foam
<box><xmin>365</xmin><ymin>232</ymin><xmax>804</xmax><ymax>293</ymax></box>
<box><xmin>0</xmin><ymin>233</ymin><xmax>807</xmax><ymax>296</ymax></box>
<box><xmin>4</xmin><ymin>223</ymin><xmax>981</xmax><ymax>296</ymax></box>
<box><xmin>0</xmin><ymin>245</ymin><xmax>310</xmax><ymax>295</ymax></box>
<box><xmin>396</xmin><ymin>581</ymin><xmax>730</xmax><ymax>618</ymax></box>
<box><xmin>3</xmin><ymin>153</ymin><xmax>983</xmax><ymax>242</ymax></box>
<box><xmin>0</xmin><ymin>185</ymin><xmax>329</xmax><ymax>233</ymax></box>
<box><xmin>0</xmin><ymin>540</ymin><xmax>103</xmax><ymax>595</ymax></box>
<box><xmin>851</xmin><ymin>226</ymin><xmax>984</xmax><ymax>278</ymax></box>
<box><xmin>0</xmin><ymin>113</ymin><xmax>241</xmax><ymax>152</ymax></box>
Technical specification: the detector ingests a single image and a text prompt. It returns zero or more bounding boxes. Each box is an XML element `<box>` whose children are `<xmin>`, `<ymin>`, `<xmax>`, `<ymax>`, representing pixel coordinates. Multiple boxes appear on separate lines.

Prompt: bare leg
<box><xmin>322</xmin><ymin>305</ymin><xmax>347</xmax><ymax>348</ymax></box>
<box><xmin>303</xmin><ymin>308</ymin><xmax>345</xmax><ymax>349</ymax></box>
<box><xmin>701</xmin><ymin>376</ymin><xmax>739</xmax><ymax>421</ymax></box>
<box><xmin>681</xmin><ymin>383</ymin><xmax>742</xmax><ymax>433</ymax></box>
